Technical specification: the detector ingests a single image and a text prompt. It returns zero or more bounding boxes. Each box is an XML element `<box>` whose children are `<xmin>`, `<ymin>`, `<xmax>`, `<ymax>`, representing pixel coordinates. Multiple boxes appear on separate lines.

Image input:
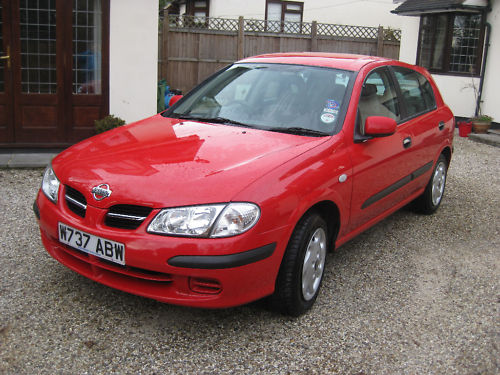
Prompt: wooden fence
<box><xmin>159</xmin><ymin>13</ymin><xmax>401</xmax><ymax>94</ymax></box>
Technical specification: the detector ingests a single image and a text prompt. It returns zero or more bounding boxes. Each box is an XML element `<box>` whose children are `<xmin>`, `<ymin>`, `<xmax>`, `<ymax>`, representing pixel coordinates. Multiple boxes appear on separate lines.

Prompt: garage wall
<box><xmin>109</xmin><ymin>0</ymin><xmax>159</xmax><ymax>123</ymax></box>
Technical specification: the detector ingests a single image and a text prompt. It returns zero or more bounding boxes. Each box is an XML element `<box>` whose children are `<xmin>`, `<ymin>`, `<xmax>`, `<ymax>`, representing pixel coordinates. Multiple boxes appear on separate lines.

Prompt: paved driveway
<box><xmin>0</xmin><ymin>134</ymin><xmax>498</xmax><ymax>374</ymax></box>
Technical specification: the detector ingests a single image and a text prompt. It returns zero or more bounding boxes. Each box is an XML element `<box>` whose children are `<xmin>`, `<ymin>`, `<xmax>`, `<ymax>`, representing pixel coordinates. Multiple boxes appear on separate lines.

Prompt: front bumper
<box><xmin>34</xmin><ymin>190</ymin><xmax>290</xmax><ymax>308</ymax></box>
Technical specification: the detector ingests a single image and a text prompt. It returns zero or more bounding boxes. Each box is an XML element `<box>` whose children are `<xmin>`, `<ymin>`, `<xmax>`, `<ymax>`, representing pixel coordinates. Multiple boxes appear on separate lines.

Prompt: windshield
<box><xmin>165</xmin><ymin>63</ymin><xmax>353</xmax><ymax>136</ymax></box>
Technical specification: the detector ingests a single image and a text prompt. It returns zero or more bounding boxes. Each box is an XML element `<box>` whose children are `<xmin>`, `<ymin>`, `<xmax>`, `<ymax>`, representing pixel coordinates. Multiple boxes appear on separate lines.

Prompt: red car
<box><xmin>34</xmin><ymin>53</ymin><xmax>454</xmax><ymax>316</ymax></box>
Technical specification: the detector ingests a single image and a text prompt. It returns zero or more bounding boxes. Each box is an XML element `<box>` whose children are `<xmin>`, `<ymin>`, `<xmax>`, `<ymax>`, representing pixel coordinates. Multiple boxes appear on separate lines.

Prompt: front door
<box><xmin>0</xmin><ymin>0</ymin><xmax>14</xmax><ymax>143</ymax></box>
<box><xmin>349</xmin><ymin>67</ymin><xmax>413</xmax><ymax>231</ymax></box>
<box><xmin>0</xmin><ymin>0</ymin><xmax>108</xmax><ymax>147</ymax></box>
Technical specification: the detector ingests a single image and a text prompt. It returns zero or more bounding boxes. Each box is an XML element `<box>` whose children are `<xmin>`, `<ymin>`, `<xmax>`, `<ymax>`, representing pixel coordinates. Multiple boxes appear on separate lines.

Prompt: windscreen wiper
<box><xmin>266</xmin><ymin>127</ymin><xmax>330</xmax><ymax>137</ymax></box>
<box><xmin>173</xmin><ymin>114</ymin><xmax>252</xmax><ymax>127</ymax></box>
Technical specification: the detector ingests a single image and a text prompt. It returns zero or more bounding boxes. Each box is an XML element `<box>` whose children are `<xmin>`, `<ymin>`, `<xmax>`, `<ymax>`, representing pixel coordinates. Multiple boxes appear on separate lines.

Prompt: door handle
<box><xmin>0</xmin><ymin>46</ymin><xmax>10</xmax><ymax>68</ymax></box>
<box><xmin>403</xmin><ymin>137</ymin><xmax>412</xmax><ymax>149</ymax></box>
<box><xmin>438</xmin><ymin>121</ymin><xmax>445</xmax><ymax>131</ymax></box>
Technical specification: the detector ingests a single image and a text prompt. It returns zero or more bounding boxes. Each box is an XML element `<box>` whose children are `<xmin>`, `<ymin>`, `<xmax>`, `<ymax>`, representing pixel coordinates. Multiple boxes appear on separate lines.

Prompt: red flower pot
<box><xmin>458</xmin><ymin>121</ymin><xmax>472</xmax><ymax>137</ymax></box>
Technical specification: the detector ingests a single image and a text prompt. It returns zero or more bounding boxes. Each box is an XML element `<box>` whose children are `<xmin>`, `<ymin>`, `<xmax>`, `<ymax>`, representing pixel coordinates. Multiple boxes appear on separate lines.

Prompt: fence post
<box><xmin>238</xmin><ymin>16</ymin><xmax>245</xmax><ymax>60</ymax></box>
<box><xmin>161</xmin><ymin>9</ymin><xmax>170</xmax><ymax>79</ymax></box>
<box><xmin>376</xmin><ymin>26</ymin><xmax>384</xmax><ymax>57</ymax></box>
<box><xmin>311</xmin><ymin>21</ymin><xmax>318</xmax><ymax>52</ymax></box>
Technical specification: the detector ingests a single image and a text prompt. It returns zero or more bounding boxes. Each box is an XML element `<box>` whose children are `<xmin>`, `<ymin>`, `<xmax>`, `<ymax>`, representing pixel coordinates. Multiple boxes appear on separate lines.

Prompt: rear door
<box><xmin>390</xmin><ymin>66</ymin><xmax>450</xmax><ymax>193</ymax></box>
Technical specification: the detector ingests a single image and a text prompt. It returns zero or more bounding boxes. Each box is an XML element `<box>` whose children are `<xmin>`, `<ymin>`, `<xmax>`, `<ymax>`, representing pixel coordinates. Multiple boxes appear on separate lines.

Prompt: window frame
<box><xmin>265</xmin><ymin>0</ymin><xmax>304</xmax><ymax>32</ymax></box>
<box><xmin>389</xmin><ymin>66</ymin><xmax>437</xmax><ymax>122</ymax></box>
<box><xmin>354</xmin><ymin>66</ymin><xmax>401</xmax><ymax>141</ymax></box>
<box><xmin>354</xmin><ymin>65</ymin><xmax>439</xmax><ymax>142</ymax></box>
<box><xmin>186</xmin><ymin>0</ymin><xmax>210</xmax><ymax>18</ymax></box>
<box><xmin>415</xmin><ymin>12</ymin><xmax>486</xmax><ymax>77</ymax></box>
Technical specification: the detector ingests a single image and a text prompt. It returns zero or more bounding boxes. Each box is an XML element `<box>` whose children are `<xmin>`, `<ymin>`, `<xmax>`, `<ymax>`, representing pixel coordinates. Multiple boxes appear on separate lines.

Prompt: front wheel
<box><xmin>270</xmin><ymin>211</ymin><xmax>328</xmax><ymax>316</ymax></box>
<box><xmin>413</xmin><ymin>154</ymin><xmax>448</xmax><ymax>214</ymax></box>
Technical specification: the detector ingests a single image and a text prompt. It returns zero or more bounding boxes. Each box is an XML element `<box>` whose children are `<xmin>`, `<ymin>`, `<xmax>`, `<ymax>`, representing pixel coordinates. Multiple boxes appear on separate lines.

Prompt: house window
<box><xmin>186</xmin><ymin>0</ymin><xmax>209</xmax><ymax>19</ymax></box>
<box><xmin>266</xmin><ymin>0</ymin><xmax>304</xmax><ymax>32</ymax></box>
<box><xmin>417</xmin><ymin>13</ymin><xmax>484</xmax><ymax>76</ymax></box>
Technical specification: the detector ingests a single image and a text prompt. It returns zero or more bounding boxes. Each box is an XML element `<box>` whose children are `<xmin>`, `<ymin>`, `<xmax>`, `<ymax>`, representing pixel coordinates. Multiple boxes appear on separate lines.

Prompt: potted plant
<box><xmin>471</xmin><ymin>114</ymin><xmax>493</xmax><ymax>134</ymax></box>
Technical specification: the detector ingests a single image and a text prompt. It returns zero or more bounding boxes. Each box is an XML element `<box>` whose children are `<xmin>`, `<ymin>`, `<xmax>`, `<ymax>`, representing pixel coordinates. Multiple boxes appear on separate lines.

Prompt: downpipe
<box><xmin>475</xmin><ymin>21</ymin><xmax>491</xmax><ymax>117</ymax></box>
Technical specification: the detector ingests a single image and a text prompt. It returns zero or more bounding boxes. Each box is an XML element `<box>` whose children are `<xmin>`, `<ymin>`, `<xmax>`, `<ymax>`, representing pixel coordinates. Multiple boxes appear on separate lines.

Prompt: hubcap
<box><xmin>431</xmin><ymin>161</ymin><xmax>447</xmax><ymax>206</ymax></box>
<box><xmin>302</xmin><ymin>228</ymin><xmax>327</xmax><ymax>301</ymax></box>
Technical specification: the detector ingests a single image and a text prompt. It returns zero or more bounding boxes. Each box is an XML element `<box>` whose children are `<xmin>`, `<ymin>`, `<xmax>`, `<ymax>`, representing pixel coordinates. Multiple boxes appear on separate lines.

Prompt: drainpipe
<box><xmin>475</xmin><ymin>21</ymin><xmax>491</xmax><ymax>117</ymax></box>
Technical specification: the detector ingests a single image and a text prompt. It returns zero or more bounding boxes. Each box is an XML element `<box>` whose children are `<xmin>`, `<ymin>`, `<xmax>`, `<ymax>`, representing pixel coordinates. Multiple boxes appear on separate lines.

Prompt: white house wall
<box><xmin>479</xmin><ymin>3</ymin><xmax>500</xmax><ymax>120</ymax></box>
<box><xmin>109</xmin><ymin>0</ymin><xmax>158</xmax><ymax>123</ymax></box>
<box><xmin>209</xmin><ymin>0</ymin><xmax>403</xmax><ymax>28</ymax></box>
<box><xmin>302</xmin><ymin>0</ymin><xmax>402</xmax><ymax>28</ymax></box>
<box><xmin>398</xmin><ymin>3</ymin><xmax>500</xmax><ymax>120</ymax></box>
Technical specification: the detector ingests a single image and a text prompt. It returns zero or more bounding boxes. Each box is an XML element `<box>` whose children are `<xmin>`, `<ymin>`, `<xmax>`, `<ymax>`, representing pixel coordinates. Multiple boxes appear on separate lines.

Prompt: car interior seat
<box><xmin>358</xmin><ymin>83</ymin><xmax>396</xmax><ymax>134</ymax></box>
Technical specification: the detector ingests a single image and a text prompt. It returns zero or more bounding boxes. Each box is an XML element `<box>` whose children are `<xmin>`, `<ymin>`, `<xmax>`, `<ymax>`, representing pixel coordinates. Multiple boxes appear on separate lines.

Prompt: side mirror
<box><xmin>364</xmin><ymin>116</ymin><xmax>397</xmax><ymax>137</ymax></box>
<box><xmin>169</xmin><ymin>95</ymin><xmax>183</xmax><ymax>107</ymax></box>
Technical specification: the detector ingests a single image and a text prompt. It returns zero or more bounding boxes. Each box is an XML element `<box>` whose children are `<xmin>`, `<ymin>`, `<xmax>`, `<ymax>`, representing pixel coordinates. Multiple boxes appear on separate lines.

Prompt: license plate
<box><xmin>58</xmin><ymin>222</ymin><xmax>125</xmax><ymax>265</ymax></box>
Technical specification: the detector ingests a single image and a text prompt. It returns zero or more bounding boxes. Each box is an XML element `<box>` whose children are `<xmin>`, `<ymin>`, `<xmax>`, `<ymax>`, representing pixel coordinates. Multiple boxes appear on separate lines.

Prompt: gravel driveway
<box><xmin>0</xmin><ymin>134</ymin><xmax>498</xmax><ymax>374</ymax></box>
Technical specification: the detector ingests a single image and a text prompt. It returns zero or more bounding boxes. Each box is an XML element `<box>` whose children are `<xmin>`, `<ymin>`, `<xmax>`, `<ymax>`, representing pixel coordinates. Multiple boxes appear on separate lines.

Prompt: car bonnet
<box><xmin>52</xmin><ymin>114</ymin><xmax>328</xmax><ymax>208</ymax></box>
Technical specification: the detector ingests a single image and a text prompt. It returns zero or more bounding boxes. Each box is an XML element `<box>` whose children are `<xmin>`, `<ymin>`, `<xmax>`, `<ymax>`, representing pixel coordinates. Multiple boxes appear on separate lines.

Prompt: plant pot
<box><xmin>472</xmin><ymin>121</ymin><xmax>491</xmax><ymax>134</ymax></box>
<box><xmin>458</xmin><ymin>121</ymin><xmax>472</xmax><ymax>137</ymax></box>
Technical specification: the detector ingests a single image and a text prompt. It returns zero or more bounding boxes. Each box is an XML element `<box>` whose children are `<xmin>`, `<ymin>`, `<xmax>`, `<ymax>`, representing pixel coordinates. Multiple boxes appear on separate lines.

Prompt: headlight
<box><xmin>147</xmin><ymin>203</ymin><xmax>260</xmax><ymax>238</ymax></box>
<box><xmin>210</xmin><ymin>203</ymin><xmax>260</xmax><ymax>238</ymax></box>
<box><xmin>41</xmin><ymin>166</ymin><xmax>60</xmax><ymax>204</ymax></box>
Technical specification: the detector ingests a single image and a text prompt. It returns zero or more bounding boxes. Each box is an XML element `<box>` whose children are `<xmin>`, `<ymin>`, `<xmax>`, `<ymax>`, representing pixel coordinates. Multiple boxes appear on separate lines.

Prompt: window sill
<box><xmin>427</xmin><ymin>71</ymin><xmax>481</xmax><ymax>78</ymax></box>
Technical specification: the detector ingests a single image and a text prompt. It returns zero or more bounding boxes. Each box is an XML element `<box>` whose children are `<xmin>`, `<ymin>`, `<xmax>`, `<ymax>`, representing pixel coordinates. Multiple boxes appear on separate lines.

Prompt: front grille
<box><xmin>65</xmin><ymin>185</ymin><xmax>87</xmax><ymax>218</ymax></box>
<box><xmin>105</xmin><ymin>204</ymin><xmax>153</xmax><ymax>230</ymax></box>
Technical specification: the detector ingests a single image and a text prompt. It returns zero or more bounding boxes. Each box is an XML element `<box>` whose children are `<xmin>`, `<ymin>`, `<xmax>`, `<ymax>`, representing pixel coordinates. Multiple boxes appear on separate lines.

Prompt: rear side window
<box><xmin>393</xmin><ymin>67</ymin><xmax>436</xmax><ymax>118</ymax></box>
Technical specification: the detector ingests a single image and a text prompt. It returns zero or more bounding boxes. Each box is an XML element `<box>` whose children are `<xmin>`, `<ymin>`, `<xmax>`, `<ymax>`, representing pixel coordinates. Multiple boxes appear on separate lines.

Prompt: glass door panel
<box><xmin>73</xmin><ymin>0</ymin><xmax>102</xmax><ymax>94</ymax></box>
<box><xmin>19</xmin><ymin>0</ymin><xmax>57</xmax><ymax>93</ymax></box>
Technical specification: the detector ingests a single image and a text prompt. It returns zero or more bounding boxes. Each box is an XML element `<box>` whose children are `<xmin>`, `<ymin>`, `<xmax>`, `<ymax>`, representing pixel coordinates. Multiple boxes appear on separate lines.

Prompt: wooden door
<box><xmin>11</xmin><ymin>0</ymin><xmax>64</xmax><ymax>144</ymax></box>
<box><xmin>0</xmin><ymin>0</ymin><xmax>14</xmax><ymax>143</ymax></box>
<box><xmin>0</xmin><ymin>0</ymin><xmax>108</xmax><ymax>147</ymax></box>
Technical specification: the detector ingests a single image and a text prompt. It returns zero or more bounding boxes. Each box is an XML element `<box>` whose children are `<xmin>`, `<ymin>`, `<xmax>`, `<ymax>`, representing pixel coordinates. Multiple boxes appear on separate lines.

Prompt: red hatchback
<box><xmin>34</xmin><ymin>53</ymin><xmax>454</xmax><ymax>316</ymax></box>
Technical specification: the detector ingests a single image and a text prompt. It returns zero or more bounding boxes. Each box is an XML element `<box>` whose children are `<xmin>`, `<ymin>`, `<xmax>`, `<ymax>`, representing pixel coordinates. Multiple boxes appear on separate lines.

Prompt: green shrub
<box><xmin>472</xmin><ymin>114</ymin><xmax>493</xmax><ymax>123</ymax></box>
<box><xmin>94</xmin><ymin>115</ymin><xmax>126</xmax><ymax>134</ymax></box>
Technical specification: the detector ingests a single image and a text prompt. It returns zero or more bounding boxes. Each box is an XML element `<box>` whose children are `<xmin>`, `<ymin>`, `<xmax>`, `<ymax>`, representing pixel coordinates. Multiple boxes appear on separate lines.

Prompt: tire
<box><xmin>413</xmin><ymin>154</ymin><xmax>448</xmax><ymax>214</ymax></box>
<box><xmin>270</xmin><ymin>211</ymin><xmax>328</xmax><ymax>316</ymax></box>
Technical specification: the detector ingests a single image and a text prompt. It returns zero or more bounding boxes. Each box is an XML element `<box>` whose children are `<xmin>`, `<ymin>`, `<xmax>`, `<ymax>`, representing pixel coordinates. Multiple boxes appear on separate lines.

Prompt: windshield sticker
<box><xmin>322</xmin><ymin>108</ymin><xmax>339</xmax><ymax>115</ymax></box>
<box><xmin>326</xmin><ymin>100</ymin><xmax>340</xmax><ymax>110</ymax></box>
<box><xmin>321</xmin><ymin>113</ymin><xmax>336</xmax><ymax>124</ymax></box>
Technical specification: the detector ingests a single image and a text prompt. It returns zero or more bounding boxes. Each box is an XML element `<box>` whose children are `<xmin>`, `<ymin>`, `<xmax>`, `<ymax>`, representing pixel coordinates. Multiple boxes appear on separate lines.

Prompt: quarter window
<box><xmin>393</xmin><ymin>67</ymin><xmax>436</xmax><ymax>118</ymax></box>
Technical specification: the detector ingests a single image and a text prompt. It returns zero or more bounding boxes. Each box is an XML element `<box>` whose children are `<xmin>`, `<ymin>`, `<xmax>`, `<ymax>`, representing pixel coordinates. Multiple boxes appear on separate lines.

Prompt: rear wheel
<box><xmin>270</xmin><ymin>211</ymin><xmax>328</xmax><ymax>316</ymax></box>
<box><xmin>413</xmin><ymin>154</ymin><xmax>448</xmax><ymax>214</ymax></box>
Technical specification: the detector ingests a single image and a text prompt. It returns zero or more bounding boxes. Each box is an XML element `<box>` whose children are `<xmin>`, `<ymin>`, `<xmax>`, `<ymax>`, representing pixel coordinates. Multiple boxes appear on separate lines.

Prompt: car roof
<box><xmin>238</xmin><ymin>52</ymin><xmax>392</xmax><ymax>71</ymax></box>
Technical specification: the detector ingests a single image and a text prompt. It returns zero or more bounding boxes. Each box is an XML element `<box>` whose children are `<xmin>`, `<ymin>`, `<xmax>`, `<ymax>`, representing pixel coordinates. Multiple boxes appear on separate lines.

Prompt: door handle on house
<box><xmin>403</xmin><ymin>137</ymin><xmax>412</xmax><ymax>149</ymax></box>
<box><xmin>0</xmin><ymin>46</ymin><xmax>10</xmax><ymax>68</ymax></box>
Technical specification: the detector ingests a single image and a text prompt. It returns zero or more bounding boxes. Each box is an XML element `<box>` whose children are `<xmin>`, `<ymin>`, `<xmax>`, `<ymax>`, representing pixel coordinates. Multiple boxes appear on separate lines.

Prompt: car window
<box><xmin>169</xmin><ymin>63</ymin><xmax>353</xmax><ymax>135</ymax></box>
<box><xmin>392</xmin><ymin>67</ymin><xmax>436</xmax><ymax>118</ymax></box>
<box><xmin>358</xmin><ymin>68</ymin><xmax>400</xmax><ymax>134</ymax></box>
